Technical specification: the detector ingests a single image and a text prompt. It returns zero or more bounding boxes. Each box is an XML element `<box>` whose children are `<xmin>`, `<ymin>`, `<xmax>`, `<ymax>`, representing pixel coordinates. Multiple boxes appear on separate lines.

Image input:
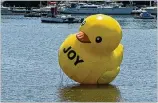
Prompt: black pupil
<box><xmin>96</xmin><ymin>36</ymin><xmax>102</xmax><ymax>43</ymax></box>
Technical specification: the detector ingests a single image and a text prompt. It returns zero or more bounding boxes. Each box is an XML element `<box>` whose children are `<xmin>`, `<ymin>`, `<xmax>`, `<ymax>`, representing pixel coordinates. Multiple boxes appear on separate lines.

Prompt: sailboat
<box><xmin>143</xmin><ymin>0</ymin><xmax>157</xmax><ymax>15</ymax></box>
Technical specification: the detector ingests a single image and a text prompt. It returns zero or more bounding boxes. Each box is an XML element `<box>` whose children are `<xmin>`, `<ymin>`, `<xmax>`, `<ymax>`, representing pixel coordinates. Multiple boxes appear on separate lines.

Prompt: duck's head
<box><xmin>76</xmin><ymin>14</ymin><xmax>122</xmax><ymax>54</ymax></box>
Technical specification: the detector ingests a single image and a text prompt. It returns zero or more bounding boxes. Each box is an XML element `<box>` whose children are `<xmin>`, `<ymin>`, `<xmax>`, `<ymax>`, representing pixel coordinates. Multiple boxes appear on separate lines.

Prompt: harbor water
<box><xmin>1</xmin><ymin>15</ymin><xmax>157</xmax><ymax>102</ymax></box>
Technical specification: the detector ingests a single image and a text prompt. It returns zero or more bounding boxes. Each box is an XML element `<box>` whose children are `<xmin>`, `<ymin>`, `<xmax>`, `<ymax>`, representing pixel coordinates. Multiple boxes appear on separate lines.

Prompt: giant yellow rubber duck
<box><xmin>58</xmin><ymin>14</ymin><xmax>124</xmax><ymax>84</ymax></box>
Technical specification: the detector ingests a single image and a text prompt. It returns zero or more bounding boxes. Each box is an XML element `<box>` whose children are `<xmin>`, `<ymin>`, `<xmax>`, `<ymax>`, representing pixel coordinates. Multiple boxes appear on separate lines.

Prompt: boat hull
<box><xmin>41</xmin><ymin>17</ymin><xmax>83</xmax><ymax>23</ymax></box>
<box><xmin>134</xmin><ymin>16</ymin><xmax>155</xmax><ymax>19</ymax></box>
<box><xmin>24</xmin><ymin>13</ymin><xmax>41</xmax><ymax>17</ymax></box>
<box><xmin>145</xmin><ymin>9</ymin><xmax>157</xmax><ymax>15</ymax></box>
<box><xmin>144</xmin><ymin>7</ymin><xmax>157</xmax><ymax>15</ymax></box>
<box><xmin>41</xmin><ymin>17</ymin><xmax>64</xmax><ymax>23</ymax></box>
<box><xmin>59</xmin><ymin>7</ymin><xmax>133</xmax><ymax>15</ymax></box>
<box><xmin>1</xmin><ymin>9</ymin><xmax>13</xmax><ymax>15</ymax></box>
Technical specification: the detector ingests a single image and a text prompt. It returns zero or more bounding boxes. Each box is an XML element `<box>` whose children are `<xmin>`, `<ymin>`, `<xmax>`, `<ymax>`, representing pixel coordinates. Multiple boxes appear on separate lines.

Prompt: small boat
<box><xmin>143</xmin><ymin>0</ymin><xmax>157</xmax><ymax>15</ymax></box>
<box><xmin>144</xmin><ymin>6</ymin><xmax>157</xmax><ymax>15</ymax></box>
<box><xmin>131</xmin><ymin>7</ymin><xmax>147</xmax><ymax>15</ymax></box>
<box><xmin>1</xmin><ymin>6</ymin><xmax>13</xmax><ymax>15</ymax></box>
<box><xmin>134</xmin><ymin>11</ymin><xmax>155</xmax><ymax>19</ymax></box>
<box><xmin>41</xmin><ymin>2</ymin><xmax>84</xmax><ymax>23</ymax></box>
<box><xmin>24</xmin><ymin>12</ymin><xmax>41</xmax><ymax>17</ymax></box>
<box><xmin>41</xmin><ymin>15</ymin><xmax>84</xmax><ymax>23</ymax></box>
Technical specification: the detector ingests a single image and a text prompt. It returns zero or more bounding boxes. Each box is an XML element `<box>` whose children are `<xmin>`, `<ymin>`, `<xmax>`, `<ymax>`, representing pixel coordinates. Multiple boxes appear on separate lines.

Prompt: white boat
<box><xmin>132</xmin><ymin>6</ymin><xmax>147</xmax><ymax>14</ymax></box>
<box><xmin>59</xmin><ymin>2</ymin><xmax>133</xmax><ymax>15</ymax></box>
<box><xmin>1</xmin><ymin>6</ymin><xmax>13</xmax><ymax>15</ymax></box>
<box><xmin>143</xmin><ymin>7</ymin><xmax>157</xmax><ymax>15</ymax></box>
<box><xmin>134</xmin><ymin>11</ymin><xmax>155</xmax><ymax>19</ymax></box>
<box><xmin>132</xmin><ymin>9</ymin><xmax>146</xmax><ymax>14</ymax></box>
<box><xmin>143</xmin><ymin>0</ymin><xmax>157</xmax><ymax>15</ymax></box>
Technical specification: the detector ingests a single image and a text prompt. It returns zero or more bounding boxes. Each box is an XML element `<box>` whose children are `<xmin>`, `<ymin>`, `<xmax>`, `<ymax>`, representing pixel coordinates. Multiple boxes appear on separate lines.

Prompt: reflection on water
<box><xmin>58</xmin><ymin>84</ymin><xmax>124</xmax><ymax>102</ymax></box>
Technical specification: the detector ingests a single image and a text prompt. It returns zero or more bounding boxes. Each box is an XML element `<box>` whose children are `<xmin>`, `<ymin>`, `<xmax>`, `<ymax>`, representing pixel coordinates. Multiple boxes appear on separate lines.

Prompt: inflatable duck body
<box><xmin>58</xmin><ymin>14</ymin><xmax>124</xmax><ymax>84</ymax></box>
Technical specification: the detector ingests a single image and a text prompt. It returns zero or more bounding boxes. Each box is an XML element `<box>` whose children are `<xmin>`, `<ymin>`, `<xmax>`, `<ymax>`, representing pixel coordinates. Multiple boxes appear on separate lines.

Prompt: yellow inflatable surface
<box><xmin>58</xmin><ymin>14</ymin><xmax>124</xmax><ymax>84</ymax></box>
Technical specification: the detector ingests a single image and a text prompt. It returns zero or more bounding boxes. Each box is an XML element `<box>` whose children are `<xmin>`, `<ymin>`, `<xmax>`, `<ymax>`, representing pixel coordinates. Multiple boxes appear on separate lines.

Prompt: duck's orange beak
<box><xmin>76</xmin><ymin>32</ymin><xmax>91</xmax><ymax>43</ymax></box>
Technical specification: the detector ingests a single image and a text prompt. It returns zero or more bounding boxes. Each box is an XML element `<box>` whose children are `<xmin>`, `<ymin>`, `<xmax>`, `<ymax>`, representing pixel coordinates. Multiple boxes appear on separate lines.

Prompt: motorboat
<box><xmin>41</xmin><ymin>15</ymin><xmax>83</xmax><ymax>23</ymax></box>
<box><xmin>1</xmin><ymin>6</ymin><xmax>13</xmax><ymax>15</ymax></box>
<box><xmin>143</xmin><ymin>0</ymin><xmax>157</xmax><ymax>15</ymax></box>
<box><xmin>41</xmin><ymin>2</ymin><xmax>84</xmax><ymax>23</ymax></box>
<box><xmin>132</xmin><ymin>7</ymin><xmax>147</xmax><ymax>14</ymax></box>
<box><xmin>24</xmin><ymin>12</ymin><xmax>41</xmax><ymax>17</ymax></box>
<box><xmin>143</xmin><ymin>7</ymin><xmax>157</xmax><ymax>15</ymax></box>
<box><xmin>134</xmin><ymin>11</ymin><xmax>155</xmax><ymax>19</ymax></box>
<box><xmin>59</xmin><ymin>2</ymin><xmax>133</xmax><ymax>15</ymax></box>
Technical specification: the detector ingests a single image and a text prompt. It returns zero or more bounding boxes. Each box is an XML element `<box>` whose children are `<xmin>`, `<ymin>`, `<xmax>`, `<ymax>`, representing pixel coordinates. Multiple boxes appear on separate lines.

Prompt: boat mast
<box><xmin>149</xmin><ymin>0</ymin><xmax>152</xmax><ymax>6</ymax></box>
<box><xmin>129</xmin><ymin>0</ymin><xmax>133</xmax><ymax>6</ymax></box>
<box><xmin>39</xmin><ymin>0</ymin><xmax>42</xmax><ymax>7</ymax></box>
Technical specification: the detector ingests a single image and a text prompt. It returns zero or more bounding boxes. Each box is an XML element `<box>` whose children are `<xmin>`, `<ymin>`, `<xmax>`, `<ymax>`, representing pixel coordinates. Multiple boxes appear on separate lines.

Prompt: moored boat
<box><xmin>1</xmin><ymin>6</ymin><xmax>13</xmax><ymax>15</ymax></box>
<box><xmin>41</xmin><ymin>15</ymin><xmax>83</xmax><ymax>23</ymax></box>
<box><xmin>143</xmin><ymin>7</ymin><xmax>157</xmax><ymax>15</ymax></box>
<box><xmin>134</xmin><ymin>11</ymin><xmax>155</xmax><ymax>19</ymax></box>
<box><xmin>59</xmin><ymin>2</ymin><xmax>133</xmax><ymax>15</ymax></box>
<box><xmin>41</xmin><ymin>2</ymin><xmax>84</xmax><ymax>23</ymax></box>
<box><xmin>24</xmin><ymin>12</ymin><xmax>41</xmax><ymax>17</ymax></box>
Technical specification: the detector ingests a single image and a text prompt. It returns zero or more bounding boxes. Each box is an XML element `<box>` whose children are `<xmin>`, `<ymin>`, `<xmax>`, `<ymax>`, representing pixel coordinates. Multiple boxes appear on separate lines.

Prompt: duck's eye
<box><xmin>96</xmin><ymin>36</ymin><xmax>102</xmax><ymax>43</ymax></box>
<box><xmin>81</xmin><ymin>20</ymin><xmax>86</xmax><ymax>26</ymax></box>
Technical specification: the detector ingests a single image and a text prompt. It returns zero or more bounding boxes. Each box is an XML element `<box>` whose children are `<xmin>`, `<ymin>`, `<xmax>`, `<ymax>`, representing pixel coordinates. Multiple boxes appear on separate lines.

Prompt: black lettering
<box><xmin>74</xmin><ymin>55</ymin><xmax>84</xmax><ymax>66</ymax></box>
<box><xmin>63</xmin><ymin>46</ymin><xmax>71</xmax><ymax>53</ymax></box>
<box><xmin>68</xmin><ymin>50</ymin><xmax>76</xmax><ymax>60</ymax></box>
